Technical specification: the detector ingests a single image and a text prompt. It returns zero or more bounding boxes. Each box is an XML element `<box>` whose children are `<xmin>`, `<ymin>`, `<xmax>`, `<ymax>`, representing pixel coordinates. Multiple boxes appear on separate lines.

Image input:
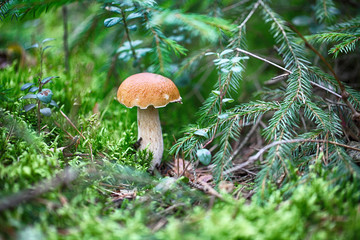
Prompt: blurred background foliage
<box><xmin>1</xmin><ymin>0</ymin><xmax>360</xmax><ymax>239</ymax></box>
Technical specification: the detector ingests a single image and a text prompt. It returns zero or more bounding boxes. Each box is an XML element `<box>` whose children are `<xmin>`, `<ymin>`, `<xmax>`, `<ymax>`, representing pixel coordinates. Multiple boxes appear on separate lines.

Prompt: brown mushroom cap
<box><xmin>117</xmin><ymin>73</ymin><xmax>182</xmax><ymax>109</ymax></box>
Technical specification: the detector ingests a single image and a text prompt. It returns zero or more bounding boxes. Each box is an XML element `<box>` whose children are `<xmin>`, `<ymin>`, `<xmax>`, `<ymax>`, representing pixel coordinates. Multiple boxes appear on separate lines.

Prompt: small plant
<box><xmin>20</xmin><ymin>38</ymin><xmax>59</xmax><ymax>132</ymax></box>
<box><xmin>103</xmin><ymin>0</ymin><xmax>187</xmax><ymax>74</ymax></box>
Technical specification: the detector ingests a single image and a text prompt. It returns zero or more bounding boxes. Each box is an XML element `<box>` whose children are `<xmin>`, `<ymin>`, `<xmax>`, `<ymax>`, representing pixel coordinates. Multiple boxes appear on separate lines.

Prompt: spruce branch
<box><xmin>143</xmin><ymin>10</ymin><xmax>187</xmax><ymax>74</ymax></box>
<box><xmin>259</xmin><ymin>0</ymin><xmax>313</xmax><ymax>140</ymax></box>
<box><xmin>224</xmin><ymin>138</ymin><xmax>360</xmax><ymax>175</ymax></box>
<box><xmin>288</xmin><ymin>23</ymin><xmax>360</xmax><ymax>124</ymax></box>
<box><xmin>315</xmin><ymin>0</ymin><xmax>337</xmax><ymax>23</ymax></box>
<box><xmin>4</xmin><ymin>0</ymin><xmax>77</xmax><ymax>19</ymax></box>
<box><xmin>308</xmin><ymin>17</ymin><xmax>360</xmax><ymax>57</ymax></box>
<box><xmin>214</xmin><ymin>115</ymin><xmax>241</xmax><ymax>180</ymax></box>
<box><xmin>235</xmin><ymin>48</ymin><xmax>343</xmax><ymax>136</ymax></box>
<box><xmin>150</xmin><ymin>27</ymin><xmax>164</xmax><ymax>73</ymax></box>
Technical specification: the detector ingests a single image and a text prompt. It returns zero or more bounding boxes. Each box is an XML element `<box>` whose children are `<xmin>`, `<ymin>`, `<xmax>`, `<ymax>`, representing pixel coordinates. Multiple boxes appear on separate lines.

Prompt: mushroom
<box><xmin>117</xmin><ymin>73</ymin><xmax>182</xmax><ymax>171</ymax></box>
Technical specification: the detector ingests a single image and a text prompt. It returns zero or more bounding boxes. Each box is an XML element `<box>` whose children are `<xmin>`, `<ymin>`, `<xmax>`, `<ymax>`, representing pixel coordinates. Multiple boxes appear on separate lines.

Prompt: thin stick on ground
<box><xmin>54</xmin><ymin>120</ymin><xmax>73</xmax><ymax>138</ymax></box>
<box><xmin>0</xmin><ymin>168</ymin><xmax>78</xmax><ymax>211</ymax></box>
<box><xmin>189</xmin><ymin>180</ymin><xmax>224</xmax><ymax>200</ymax></box>
<box><xmin>59</xmin><ymin>110</ymin><xmax>94</xmax><ymax>163</ymax></box>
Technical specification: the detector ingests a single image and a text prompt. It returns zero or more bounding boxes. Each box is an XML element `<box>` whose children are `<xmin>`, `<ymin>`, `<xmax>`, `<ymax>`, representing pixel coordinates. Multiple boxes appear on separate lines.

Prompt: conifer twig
<box><xmin>203</xmin><ymin>56</ymin><xmax>238</xmax><ymax>149</ymax></box>
<box><xmin>237</xmin><ymin>0</ymin><xmax>261</xmax><ymax>29</ymax></box>
<box><xmin>287</xmin><ymin>22</ymin><xmax>360</xmax><ymax>122</ymax></box>
<box><xmin>120</xmin><ymin>8</ymin><xmax>141</xmax><ymax>71</ymax></box>
<box><xmin>223</xmin><ymin>139</ymin><xmax>360</xmax><ymax>175</ymax></box>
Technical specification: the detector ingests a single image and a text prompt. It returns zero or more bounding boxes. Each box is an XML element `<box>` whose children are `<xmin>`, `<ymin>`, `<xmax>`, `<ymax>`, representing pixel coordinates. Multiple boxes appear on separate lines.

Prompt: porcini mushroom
<box><xmin>117</xmin><ymin>73</ymin><xmax>182</xmax><ymax>171</ymax></box>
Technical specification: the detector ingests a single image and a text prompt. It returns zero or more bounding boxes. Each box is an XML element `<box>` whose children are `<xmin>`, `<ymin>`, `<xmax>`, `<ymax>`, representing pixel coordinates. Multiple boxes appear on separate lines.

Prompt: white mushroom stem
<box><xmin>137</xmin><ymin>106</ymin><xmax>163</xmax><ymax>170</ymax></box>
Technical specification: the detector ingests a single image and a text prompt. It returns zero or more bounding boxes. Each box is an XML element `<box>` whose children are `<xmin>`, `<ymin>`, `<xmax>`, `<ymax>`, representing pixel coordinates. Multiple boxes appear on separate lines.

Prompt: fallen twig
<box><xmin>59</xmin><ymin>110</ymin><xmax>94</xmax><ymax>163</ymax></box>
<box><xmin>0</xmin><ymin>168</ymin><xmax>78</xmax><ymax>211</ymax></box>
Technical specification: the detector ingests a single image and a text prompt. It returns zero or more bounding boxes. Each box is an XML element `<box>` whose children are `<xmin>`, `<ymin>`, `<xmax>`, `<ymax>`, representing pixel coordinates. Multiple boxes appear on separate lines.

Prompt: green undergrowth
<box><xmin>159</xmin><ymin>177</ymin><xmax>360</xmax><ymax>240</ymax></box>
<box><xmin>1</xmin><ymin>0</ymin><xmax>360</xmax><ymax>238</ymax></box>
<box><xmin>1</xmin><ymin>117</ymin><xmax>359</xmax><ymax>240</ymax></box>
<box><xmin>0</xmin><ymin>106</ymin><xmax>359</xmax><ymax>239</ymax></box>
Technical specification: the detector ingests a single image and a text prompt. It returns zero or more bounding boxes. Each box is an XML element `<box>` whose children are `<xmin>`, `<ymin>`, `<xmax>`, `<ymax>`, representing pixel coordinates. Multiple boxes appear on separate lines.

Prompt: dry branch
<box><xmin>0</xmin><ymin>168</ymin><xmax>78</xmax><ymax>211</ymax></box>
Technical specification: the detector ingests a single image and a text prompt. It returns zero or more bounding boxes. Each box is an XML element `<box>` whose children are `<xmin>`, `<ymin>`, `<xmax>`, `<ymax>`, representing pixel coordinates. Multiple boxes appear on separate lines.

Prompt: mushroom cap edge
<box><xmin>117</xmin><ymin>72</ymin><xmax>182</xmax><ymax>109</ymax></box>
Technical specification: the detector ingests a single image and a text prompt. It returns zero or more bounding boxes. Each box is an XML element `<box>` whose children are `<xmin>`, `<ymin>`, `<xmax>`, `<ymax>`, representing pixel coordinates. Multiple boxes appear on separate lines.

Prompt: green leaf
<box><xmin>212</xmin><ymin>90</ymin><xmax>221</xmax><ymax>96</ymax></box>
<box><xmin>42</xmin><ymin>38</ymin><xmax>55</xmax><ymax>44</ymax></box>
<box><xmin>24</xmin><ymin>104</ymin><xmax>36</xmax><ymax>112</ymax></box>
<box><xmin>42</xmin><ymin>45</ymin><xmax>53</xmax><ymax>52</ymax></box>
<box><xmin>29</xmin><ymin>86</ymin><xmax>39</xmax><ymax>92</ymax></box>
<box><xmin>21</xmin><ymin>83</ymin><xmax>34</xmax><ymax>91</ymax></box>
<box><xmin>128</xmin><ymin>24</ymin><xmax>137</xmax><ymax>31</ymax></box>
<box><xmin>214</xmin><ymin>58</ymin><xmax>230</xmax><ymax>66</ymax></box>
<box><xmin>36</xmin><ymin>89</ymin><xmax>53</xmax><ymax>104</ymax></box>
<box><xmin>22</xmin><ymin>94</ymin><xmax>37</xmax><ymax>99</ymax></box>
<box><xmin>124</xmin><ymin>7</ymin><xmax>135</xmax><ymax>12</ymax></box>
<box><xmin>196</xmin><ymin>149</ymin><xmax>212</xmax><ymax>165</ymax></box>
<box><xmin>120</xmin><ymin>2</ymin><xmax>134</xmax><ymax>7</ymax></box>
<box><xmin>231</xmin><ymin>66</ymin><xmax>242</xmax><ymax>73</ymax></box>
<box><xmin>40</xmin><ymin>108</ymin><xmax>51</xmax><ymax>116</ymax></box>
<box><xmin>220</xmin><ymin>49</ymin><xmax>233</xmax><ymax>56</ymax></box>
<box><xmin>27</xmin><ymin>43</ymin><xmax>39</xmax><ymax>49</ymax></box>
<box><xmin>222</xmin><ymin>98</ymin><xmax>234</xmax><ymax>103</ymax></box>
<box><xmin>162</xmin><ymin>38</ymin><xmax>187</xmax><ymax>56</ymax></box>
<box><xmin>23</xmin><ymin>166</ymin><xmax>31</xmax><ymax>175</ymax></box>
<box><xmin>41</xmin><ymin>76</ymin><xmax>59</xmax><ymax>85</ymax></box>
<box><xmin>194</xmin><ymin>129</ymin><xmax>208</xmax><ymax>138</ymax></box>
<box><xmin>17</xmin><ymin>226</ymin><xmax>45</xmax><ymax>240</ymax></box>
<box><xmin>126</xmin><ymin>12</ymin><xmax>142</xmax><ymax>20</ymax></box>
<box><xmin>231</xmin><ymin>57</ymin><xmax>242</xmax><ymax>63</ymax></box>
<box><xmin>104</xmin><ymin>17</ymin><xmax>122</xmax><ymax>27</ymax></box>
<box><xmin>50</xmin><ymin>100</ymin><xmax>59</xmax><ymax>108</ymax></box>
<box><xmin>105</xmin><ymin>6</ymin><xmax>121</xmax><ymax>13</ymax></box>
<box><xmin>218</xmin><ymin>113</ymin><xmax>229</xmax><ymax>119</ymax></box>
<box><xmin>205</xmin><ymin>52</ymin><xmax>216</xmax><ymax>56</ymax></box>
<box><xmin>177</xmin><ymin>176</ymin><xmax>190</xmax><ymax>183</ymax></box>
